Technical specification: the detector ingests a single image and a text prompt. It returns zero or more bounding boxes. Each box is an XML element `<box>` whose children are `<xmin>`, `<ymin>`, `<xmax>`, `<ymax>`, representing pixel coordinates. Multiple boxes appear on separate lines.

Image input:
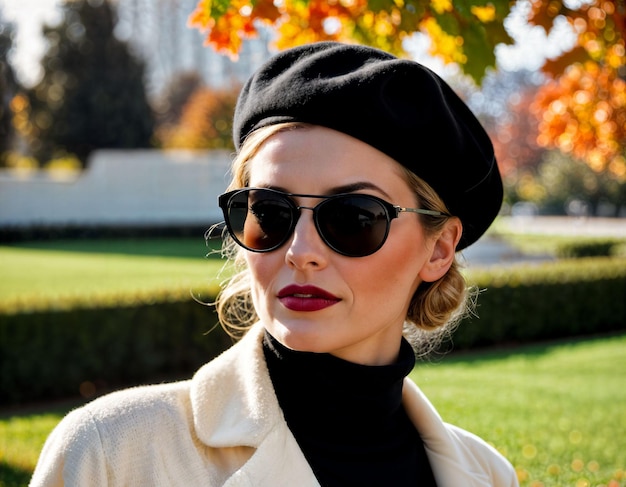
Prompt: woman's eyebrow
<box><xmin>254</xmin><ymin>182</ymin><xmax>392</xmax><ymax>199</ymax></box>
<box><xmin>328</xmin><ymin>182</ymin><xmax>392</xmax><ymax>199</ymax></box>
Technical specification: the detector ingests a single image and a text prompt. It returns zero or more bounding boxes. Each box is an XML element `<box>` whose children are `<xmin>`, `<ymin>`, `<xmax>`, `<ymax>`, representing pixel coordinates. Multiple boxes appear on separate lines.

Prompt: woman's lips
<box><xmin>277</xmin><ymin>284</ymin><xmax>341</xmax><ymax>312</ymax></box>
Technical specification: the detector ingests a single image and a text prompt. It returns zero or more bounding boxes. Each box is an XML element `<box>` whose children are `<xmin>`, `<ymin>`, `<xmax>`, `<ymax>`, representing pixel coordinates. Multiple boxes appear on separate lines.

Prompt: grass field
<box><xmin>1</xmin><ymin>334</ymin><xmax>624</xmax><ymax>486</ymax></box>
<box><xmin>0</xmin><ymin>238</ymin><xmax>228</xmax><ymax>307</ymax></box>
<box><xmin>413</xmin><ymin>334</ymin><xmax>626</xmax><ymax>486</ymax></box>
<box><xmin>0</xmin><ymin>402</ymin><xmax>76</xmax><ymax>487</ymax></box>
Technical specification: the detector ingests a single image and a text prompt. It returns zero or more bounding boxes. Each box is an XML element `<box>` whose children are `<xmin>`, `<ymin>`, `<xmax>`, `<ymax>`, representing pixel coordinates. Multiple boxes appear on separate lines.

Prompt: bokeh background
<box><xmin>0</xmin><ymin>1</ymin><xmax>625</xmax><ymax>486</ymax></box>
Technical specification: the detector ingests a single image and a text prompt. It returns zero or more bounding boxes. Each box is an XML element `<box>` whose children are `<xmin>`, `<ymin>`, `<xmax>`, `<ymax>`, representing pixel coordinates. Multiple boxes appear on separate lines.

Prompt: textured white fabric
<box><xmin>30</xmin><ymin>323</ymin><xmax>518</xmax><ymax>486</ymax></box>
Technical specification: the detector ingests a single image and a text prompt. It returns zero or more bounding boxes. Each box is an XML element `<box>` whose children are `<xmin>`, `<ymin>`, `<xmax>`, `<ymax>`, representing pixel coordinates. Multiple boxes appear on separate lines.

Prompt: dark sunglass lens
<box><xmin>317</xmin><ymin>195</ymin><xmax>390</xmax><ymax>256</ymax></box>
<box><xmin>227</xmin><ymin>190</ymin><xmax>294</xmax><ymax>251</ymax></box>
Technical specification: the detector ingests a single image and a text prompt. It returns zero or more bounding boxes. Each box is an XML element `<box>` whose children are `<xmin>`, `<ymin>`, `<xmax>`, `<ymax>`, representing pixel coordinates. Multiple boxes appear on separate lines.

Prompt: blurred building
<box><xmin>114</xmin><ymin>0</ymin><xmax>273</xmax><ymax>95</ymax></box>
<box><xmin>0</xmin><ymin>149</ymin><xmax>232</xmax><ymax>228</ymax></box>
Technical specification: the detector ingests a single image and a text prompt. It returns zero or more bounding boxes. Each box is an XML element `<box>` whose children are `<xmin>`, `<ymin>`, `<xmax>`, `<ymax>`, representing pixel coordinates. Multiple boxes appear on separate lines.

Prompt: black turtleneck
<box><xmin>262</xmin><ymin>332</ymin><xmax>437</xmax><ymax>487</ymax></box>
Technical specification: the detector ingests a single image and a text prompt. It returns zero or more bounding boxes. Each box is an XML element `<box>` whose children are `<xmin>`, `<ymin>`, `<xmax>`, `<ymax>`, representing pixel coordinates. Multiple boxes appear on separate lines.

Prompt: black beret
<box><xmin>233</xmin><ymin>42</ymin><xmax>502</xmax><ymax>250</ymax></box>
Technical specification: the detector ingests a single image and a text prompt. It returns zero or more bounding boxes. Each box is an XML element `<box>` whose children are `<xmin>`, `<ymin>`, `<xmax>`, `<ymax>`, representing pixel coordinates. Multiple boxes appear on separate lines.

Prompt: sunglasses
<box><xmin>218</xmin><ymin>187</ymin><xmax>448</xmax><ymax>258</ymax></box>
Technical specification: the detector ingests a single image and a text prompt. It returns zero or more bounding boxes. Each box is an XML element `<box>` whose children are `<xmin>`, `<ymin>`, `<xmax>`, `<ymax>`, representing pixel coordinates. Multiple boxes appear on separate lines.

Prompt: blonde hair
<box><xmin>213</xmin><ymin>122</ymin><xmax>473</xmax><ymax>353</ymax></box>
<box><xmin>399</xmin><ymin>167</ymin><xmax>473</xmax><ymax>355</ymax></box>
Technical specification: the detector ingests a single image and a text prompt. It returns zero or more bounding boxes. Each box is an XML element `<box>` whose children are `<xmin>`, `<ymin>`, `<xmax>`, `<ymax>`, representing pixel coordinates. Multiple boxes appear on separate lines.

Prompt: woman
<box><xmin>31</xmin><ymin>42</ymin><xmax>518</xmax><ymax>486</ymax></box>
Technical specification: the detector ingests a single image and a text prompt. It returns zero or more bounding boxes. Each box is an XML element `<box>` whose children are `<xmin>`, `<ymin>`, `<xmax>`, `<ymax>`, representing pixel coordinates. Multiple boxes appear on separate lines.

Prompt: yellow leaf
<box><xmin>430</xmin><ymin>0</ymin><xmax>453</xmax><ymax>15</ymax></box>
<box><xmin>420</xmin><ymin>17</ymin><xmax>466</xmax><ymax>64</ymax></box>
<box><xmin>471</xmin><ymin>4</ymin><xmax>496</xmax><ymax>23</ymax></box>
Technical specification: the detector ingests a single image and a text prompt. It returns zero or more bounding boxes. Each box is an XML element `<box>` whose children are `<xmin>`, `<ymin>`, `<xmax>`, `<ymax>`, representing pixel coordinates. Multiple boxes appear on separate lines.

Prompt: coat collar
<box><xmin>189</xmin><ymin>323</ymin><xmax>507</xmax><ymax>487</ymax></box>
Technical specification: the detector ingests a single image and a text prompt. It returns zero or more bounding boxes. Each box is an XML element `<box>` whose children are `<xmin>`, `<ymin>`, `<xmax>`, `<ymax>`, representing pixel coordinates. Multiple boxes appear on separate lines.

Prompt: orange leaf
<box><xmin>528</xmin><ymin>0</ymin><xmax>565</xmax><ymax>33</ymax></box>
<box><xmin>188</xmin><ymin>1</ymin><xmax>213</xmax><ymax>29</ymax></box>
<box><xmin>251</xmin><ymin>0</ymin><xmax>282</xmax><ymax>23</ymax></box>
<box><xmin>542</xmin><ymin>45</ymin><xmax>591</xmax><ymax>78</ymax></box>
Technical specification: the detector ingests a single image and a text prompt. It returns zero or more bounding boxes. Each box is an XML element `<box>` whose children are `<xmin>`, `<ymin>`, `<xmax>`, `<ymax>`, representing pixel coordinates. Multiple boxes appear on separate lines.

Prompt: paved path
<box><xmin>461</xmin><ymin>237</ymin><xmax>551</xmax><ymax>268</ymax></box>
<box><xmin>497</xmin><ymin>216</ymin><xmax>626</xmax><ymax>237</ymax></box>
<box><xmin>462</xmin><ymin>216</ymin><xmax>626</xmax><ymax>268</ymax></box>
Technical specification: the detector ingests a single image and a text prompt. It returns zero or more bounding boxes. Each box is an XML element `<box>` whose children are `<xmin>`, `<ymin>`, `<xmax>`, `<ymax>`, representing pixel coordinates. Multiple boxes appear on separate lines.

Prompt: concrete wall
<box><xmin>0</xmin><ymin>149</ymin><xmax>233</xmax><ymax>228</ymax></box>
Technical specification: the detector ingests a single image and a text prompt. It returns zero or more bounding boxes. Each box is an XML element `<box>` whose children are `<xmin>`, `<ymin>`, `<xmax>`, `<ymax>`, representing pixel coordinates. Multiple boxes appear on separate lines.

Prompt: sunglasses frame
<box><xmin>218</xmin><ymin>187</ymin><xmax>448</xmax><ymax>257</ymax></box>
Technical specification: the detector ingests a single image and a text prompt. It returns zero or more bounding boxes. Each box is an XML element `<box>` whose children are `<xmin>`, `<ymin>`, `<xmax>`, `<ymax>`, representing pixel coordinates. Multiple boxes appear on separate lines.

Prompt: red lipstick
<box><xmin>277</xmin><ymin>284</ymin><xmax>340</xmax><ymax>312</ymax></box>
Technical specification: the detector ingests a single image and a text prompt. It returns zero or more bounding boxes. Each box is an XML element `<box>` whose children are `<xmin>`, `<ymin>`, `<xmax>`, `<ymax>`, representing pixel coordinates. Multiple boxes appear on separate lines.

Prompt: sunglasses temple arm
<box><xmin>397</xmin><ymin>207</ymin><xmax>448</xmax><ymax>217</ymax></box>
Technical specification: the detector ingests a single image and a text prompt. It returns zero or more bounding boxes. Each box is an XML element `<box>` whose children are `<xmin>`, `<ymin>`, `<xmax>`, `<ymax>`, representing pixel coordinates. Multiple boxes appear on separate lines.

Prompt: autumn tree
<box><xmin>156</xmin><ymin>84</ymin><xmax>239</xmax><ymax>150</ymax></box>
<box><xmin>188</xmin><ymin>0</ymin><xmax>625</xmax><ymax>186</ymax></box>
<box><xmin>467</xmin><ymin>69</ymin><xmax>546</xmax><ymax>178</ymax></box>
<box><xmin>532</xmin><ymin>58</ymin><xmax>626</xmax><ymax>182</ymax></box>
<box><xmin>20</xmin><ymin>0</ymin><xmax>155</xmax><ymax>167</ymax></box>
<box><xmin>529</xmin><ymin>0</ymin><xmax>625</xmax><ymax>184</ymax></box>
<box><xmin>153</xmin><ymin>71</ymin><xmax>204</xmax><ymax>127</ymax></box>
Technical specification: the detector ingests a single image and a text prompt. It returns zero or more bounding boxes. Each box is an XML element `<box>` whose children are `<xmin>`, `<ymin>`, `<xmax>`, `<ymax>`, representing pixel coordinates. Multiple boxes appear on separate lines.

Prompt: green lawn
<box><xmin>0</xmin><ymin>401</ymin><xmax>79</xmax><ymax>487</ymax></box>
<box><xmin>413</xmin><ymin>334</ymin><xmax>626</xmax><ymax>486</ymax></box>
<box><xmin>1</xmin><ymin>335</ymin><xmax>624</xmax><ymax>486</ymax></box>
<box><xmin>0</xmin><ymin>238</ymin><xmax>228</xmax><ymax>308</ymax></box>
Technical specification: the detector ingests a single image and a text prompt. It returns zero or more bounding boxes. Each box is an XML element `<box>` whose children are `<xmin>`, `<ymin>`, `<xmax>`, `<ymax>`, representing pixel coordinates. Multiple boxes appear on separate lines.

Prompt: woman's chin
<box><xmin>264</xmin><ymin>319</ymin><xmax>335</xmax><ymax>354</ymax></box>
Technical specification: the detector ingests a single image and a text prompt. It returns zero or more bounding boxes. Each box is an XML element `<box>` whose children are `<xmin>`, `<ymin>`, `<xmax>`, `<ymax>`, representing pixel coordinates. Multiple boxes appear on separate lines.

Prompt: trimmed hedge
<box><xmin>0</xmin><ymin>223</ymin><xmax>211</xmax><ymax>244</ymax></box>
<box><xmin>457</xmin><ymin>257</ymin><xmax>626</xmax><ymax>349</ymax></box>
<box><xmin>0</xmin><ymin>290</ymin><xmax>232</xmax><ymax>406</ymax></box>
<box><xmin>555</xmin><ymin>238</ymin><xmax>626</xmax><ymax>258</ymax></box>
<box><xmin>2</xmin><ymin>258</ymin><xmax>625</xmax><ymax>405</ymax></box>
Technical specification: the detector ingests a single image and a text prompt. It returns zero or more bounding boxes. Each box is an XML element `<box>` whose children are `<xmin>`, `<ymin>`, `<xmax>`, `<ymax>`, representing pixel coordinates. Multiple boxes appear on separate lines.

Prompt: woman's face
<box><xmin>245</xmin><ymin>126</ymin><xmax>439</xmax><ymax>365</ymax></box>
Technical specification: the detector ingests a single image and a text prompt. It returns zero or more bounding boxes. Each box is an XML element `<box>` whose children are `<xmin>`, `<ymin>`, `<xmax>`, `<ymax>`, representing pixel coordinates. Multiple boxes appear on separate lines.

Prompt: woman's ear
<box><xmin>418</xmin><ymin>218</ymin><xmax>463</xmax><ymax>283</ymax></box>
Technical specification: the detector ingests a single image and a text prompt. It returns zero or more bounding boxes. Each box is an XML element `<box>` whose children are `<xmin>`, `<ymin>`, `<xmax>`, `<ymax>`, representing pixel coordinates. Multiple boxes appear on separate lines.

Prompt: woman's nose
<box><xmin>285</xmin><ymin>209</ymin><xmax>329</xmax><ymax>270</ymax></box>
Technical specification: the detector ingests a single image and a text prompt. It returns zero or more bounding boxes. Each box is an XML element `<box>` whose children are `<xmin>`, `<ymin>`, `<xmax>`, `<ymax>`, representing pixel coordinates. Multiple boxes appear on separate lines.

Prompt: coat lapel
<box><xmin>402</xmin><ymin>379</ymin><xmax>496</xmax><ymax>487</ymax></box>
<box><xmin>190</xmin><ymin>324</ymin><xmax>320</xmax><ymax>486</ymax></box>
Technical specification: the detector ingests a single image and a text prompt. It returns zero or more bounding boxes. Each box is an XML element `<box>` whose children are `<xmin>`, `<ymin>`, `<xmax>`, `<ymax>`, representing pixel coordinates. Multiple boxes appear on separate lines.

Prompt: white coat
<box><xmin>30</xmin><ymin>323</ymin><xmax>519</xmax><ymax>486</ymax></box>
